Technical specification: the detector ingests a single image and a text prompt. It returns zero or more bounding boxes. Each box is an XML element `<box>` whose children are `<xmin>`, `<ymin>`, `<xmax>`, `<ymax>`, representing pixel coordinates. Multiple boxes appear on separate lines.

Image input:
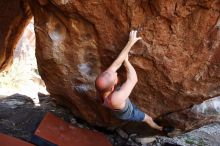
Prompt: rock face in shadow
<box><xmin>1</xmin><ymin>0</ymin><xmax>220</xmax><ymax>130</ymax></box>
<box><xmin>0</xmin><ymin>0</ymin><xmax>32</xmax><ymax>72</ymax></box>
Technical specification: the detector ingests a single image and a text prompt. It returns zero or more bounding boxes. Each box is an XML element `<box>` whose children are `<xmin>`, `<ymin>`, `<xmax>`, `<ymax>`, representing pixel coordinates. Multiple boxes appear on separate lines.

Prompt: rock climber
<box><xmin>95</xmin><ymin>30</ymin><xmax>167</xmax><ymax>131</ymax></box>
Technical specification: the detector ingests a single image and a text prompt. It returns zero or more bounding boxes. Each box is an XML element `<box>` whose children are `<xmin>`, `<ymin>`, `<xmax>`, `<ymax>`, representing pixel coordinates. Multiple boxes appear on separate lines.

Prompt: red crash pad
<box><xmin>34</xmin><ymin>112</ymin><xmax>112</xmax><ymax>146</ymax></box>
<box><xmin>0</xmin><ymin>133</ymin><xmax>35</xmax><ymax>146</ymax></box>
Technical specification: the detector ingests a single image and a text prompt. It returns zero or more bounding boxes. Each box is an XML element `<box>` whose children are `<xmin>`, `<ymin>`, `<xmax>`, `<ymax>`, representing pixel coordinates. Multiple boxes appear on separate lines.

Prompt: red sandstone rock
<box><xmin>0</xmin><ymin>133</ymin><xmax>35</xmax><ymax>146</ymax></box>
<box><xmin>34</xmin><ymin>112</ymin><xmax>112</xmax><ymax>146</ymax></box>
<box><xmin>0</xmin><ymin>0</ymin><xmax>32</xmax><ymax>72</ymax></box>
<box><xmin>1</xmin><ymin>0</ymin><xmax>220</xmax><ymax>131</ymax></box>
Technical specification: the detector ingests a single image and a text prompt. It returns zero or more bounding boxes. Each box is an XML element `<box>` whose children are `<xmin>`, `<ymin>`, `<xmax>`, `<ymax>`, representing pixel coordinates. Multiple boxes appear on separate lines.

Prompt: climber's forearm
<box><xmin>108</xmin><ymin>41</ymin><xmax>134</xmax><ymax>72</ymax></box>
<box><xmin>124</xmin><ymin>58</ymin><xmax>138</xmax><ymax>83</ymax></box>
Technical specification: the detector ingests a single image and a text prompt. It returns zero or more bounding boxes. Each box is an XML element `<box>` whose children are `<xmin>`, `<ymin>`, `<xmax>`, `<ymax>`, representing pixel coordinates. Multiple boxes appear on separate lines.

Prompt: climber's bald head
<box><xmin>95</xmin><ymin>71</ymin><xmax>118</xmax><ymax>92</ymax></box>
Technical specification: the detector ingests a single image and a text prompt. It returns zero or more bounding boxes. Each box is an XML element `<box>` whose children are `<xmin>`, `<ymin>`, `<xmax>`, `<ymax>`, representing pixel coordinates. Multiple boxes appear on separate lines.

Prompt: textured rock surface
<box><xmin>162</xmin><ymin>96</ymin><xmax>220</xmax><ymax>130</ymax></box>
<box><xmin>0</xmin><ymin>0</ymin><xmax>32</xmax><ymax>72</ymax></box>
<box><xmin>153</xmin><ymin>123</ymin><xmax>220</xmax><ymax>146</ymax></box>
<box><xmin>1</xmin><ymin>0</ymin><xmax>220</xmax><ymax>130</ymax></box>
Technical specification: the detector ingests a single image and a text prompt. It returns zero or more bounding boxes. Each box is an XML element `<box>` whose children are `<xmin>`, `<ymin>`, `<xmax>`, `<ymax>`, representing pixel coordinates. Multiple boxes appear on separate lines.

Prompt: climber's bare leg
<box><xmin>143</xmin><ymin>114</ymin><xmax>162</xmax><ymax>131</ymax></box>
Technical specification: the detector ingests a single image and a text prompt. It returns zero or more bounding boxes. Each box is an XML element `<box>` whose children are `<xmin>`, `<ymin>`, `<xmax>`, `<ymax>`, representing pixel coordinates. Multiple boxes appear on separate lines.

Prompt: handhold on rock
<box><xmin>38</xmin><ymin>0</ymin><xmax>48</xmax><ymax>6</ymax></box>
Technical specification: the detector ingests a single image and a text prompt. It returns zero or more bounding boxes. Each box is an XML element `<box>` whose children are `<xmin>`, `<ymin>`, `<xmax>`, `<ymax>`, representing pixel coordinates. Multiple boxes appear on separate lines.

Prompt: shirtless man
<box><xmin>95</xmin><ymin>30</ymin><xmax>163</xmax><ymax>131</ymax></box>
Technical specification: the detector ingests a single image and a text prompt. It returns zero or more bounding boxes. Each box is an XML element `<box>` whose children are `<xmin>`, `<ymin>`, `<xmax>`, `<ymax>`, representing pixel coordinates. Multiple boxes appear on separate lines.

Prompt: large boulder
<box><xmin>1</xmin><ymin>0</ymin><xmax>220</xmax><ymax>130</ymax></box>
<box><xmin>28</xmin><ymin>0</ymin><xmax>220</xmax><ymax>129</ymax></box>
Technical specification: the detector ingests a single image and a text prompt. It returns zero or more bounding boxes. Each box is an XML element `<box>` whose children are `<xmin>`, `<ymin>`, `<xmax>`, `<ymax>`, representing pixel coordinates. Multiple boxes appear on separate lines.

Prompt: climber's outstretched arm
<box><xmin>107</xmin><ymin>30</ymin><xmax>141</xmax><ymax>72</ymax></box>
<box><xmin>109</xmin><ymin>56</ymin><xmax>137</xmax><ymax>106</ymax></box>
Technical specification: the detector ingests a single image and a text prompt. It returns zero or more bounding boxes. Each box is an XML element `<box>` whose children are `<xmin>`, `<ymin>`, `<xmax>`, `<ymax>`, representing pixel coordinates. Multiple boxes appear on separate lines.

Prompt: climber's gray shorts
<box><xmin>112</xmin><ymin>99</ymin><xmax>145</xmax><ymax>122</ymax></box>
